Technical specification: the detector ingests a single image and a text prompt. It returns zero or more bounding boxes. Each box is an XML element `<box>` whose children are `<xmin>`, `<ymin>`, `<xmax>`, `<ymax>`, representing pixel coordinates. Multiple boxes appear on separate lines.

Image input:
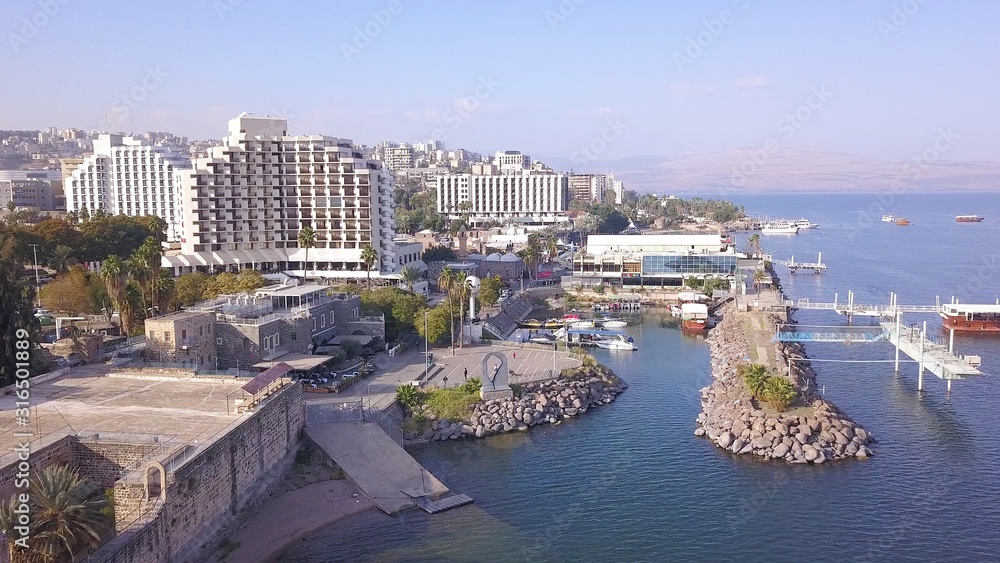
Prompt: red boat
<box><xmin>955</xmin><ymin>215</ymin><xmax>985</xmax><ymax>223</ymax></box>
<box><xmin>680</xmin><ymin>302</ymin><xmax>709</xmax><ymax>332</ymax></box>
<box><xmin>940</xmin><ymin>303</ymin><xmax>1000</xmax><ymax>332</ymax></box>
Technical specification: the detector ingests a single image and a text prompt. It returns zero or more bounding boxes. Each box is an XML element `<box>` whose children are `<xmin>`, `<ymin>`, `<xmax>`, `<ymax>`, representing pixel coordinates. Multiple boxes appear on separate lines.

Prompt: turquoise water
<box><xmin>282</xmin><ymin>193</ymin><xmax>1000</xmax><ymax>562</ymax></box>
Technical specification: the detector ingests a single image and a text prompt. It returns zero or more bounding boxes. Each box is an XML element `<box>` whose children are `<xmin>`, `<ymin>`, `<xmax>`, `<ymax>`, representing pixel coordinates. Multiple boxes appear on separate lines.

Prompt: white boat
<box><xmin>881</xmin><ymin>214</ymin><xmax>895</xmax><ymax>222</ymax></box>
<box><xmin>571</xmin><ymin>320</ymin><xmax>595</xmax><ymax>329</ymax></box>
<box><xmin>595</xmin><ymin>334</ymin><xmax>637</xmax><ymax>350</ymax></box>
<box><xmin>762</xmin><ymin>222</ymin><xmax>799</xmax><ymax>235</ymax></box>
<box><xmin>792</xmin><ymin>218</ymin><xmax>818</xmax><ymax>229</ymax></box>
<box><xmin>602</xmin><ymin>320</ymin><xmax>627</xmax><ymax>330</ymax></box>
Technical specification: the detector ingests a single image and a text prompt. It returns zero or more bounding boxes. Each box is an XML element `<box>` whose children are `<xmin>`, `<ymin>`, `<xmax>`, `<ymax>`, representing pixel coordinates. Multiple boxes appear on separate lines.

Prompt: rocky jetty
<box><xmin>696</xmin><ymin>303</ymin><xmax>875</xmax><ymax>463</ymax></box>
<box><xmin>413</xmin><ymin>368</ymin><xmax>627</xmax><ymax>442</ymax></box>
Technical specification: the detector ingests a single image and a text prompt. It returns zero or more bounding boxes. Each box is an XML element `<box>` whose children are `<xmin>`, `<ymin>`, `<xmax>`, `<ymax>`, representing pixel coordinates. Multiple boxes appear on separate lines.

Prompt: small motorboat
<box><xmin>571</xmin><ymin>320</ymin><xmax>595</xmax><ymax>329</ymax></box>
<box><xmin>602</xmin><ymin>320</ymin><xmax>627</xmax><ymax>330</ymax></box>
<box><xmin>595</xmin><ymin>334</ymin><xmax>637</xmax><ymax>351</ymax></box>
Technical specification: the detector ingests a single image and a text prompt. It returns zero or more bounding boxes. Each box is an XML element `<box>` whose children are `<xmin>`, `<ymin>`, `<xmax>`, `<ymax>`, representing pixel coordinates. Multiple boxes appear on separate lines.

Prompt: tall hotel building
<box><xmin>164</xmin><ymin>114</ymin><xmax>396</xmax><ymax>276</ymax></box>
<box><xmin>64</xmin><ymin>134</ymin><xmax>190</xmax><ymax>240</ymax></box>
<box><xmin>435</xmin><ymin>150</ymin><xmax>568</xmax><ymax>228</ymax></box>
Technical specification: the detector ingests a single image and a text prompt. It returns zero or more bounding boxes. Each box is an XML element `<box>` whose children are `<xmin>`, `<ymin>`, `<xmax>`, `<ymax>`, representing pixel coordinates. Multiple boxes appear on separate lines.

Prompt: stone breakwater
<box><xmin>696</xmin><ymin>303</ymin><xmax>875</xmax><ymax>464</ymax></box>
<box><xmin>416</xmin><ymin>371</ymin><xmax>627</xmax><ymax>442</ymax></box>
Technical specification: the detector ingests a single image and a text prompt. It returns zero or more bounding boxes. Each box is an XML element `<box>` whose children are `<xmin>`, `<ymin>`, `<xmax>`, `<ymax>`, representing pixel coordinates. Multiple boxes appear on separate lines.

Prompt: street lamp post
<box><xmin>29</xmin><ymin>243</ymin><xmax>41</xmax><ymax>308</ymax></box>
<box><xmin>424</xmin><ymin>310</ymin><xmax>429</xmax><ymax>381</ymax></box>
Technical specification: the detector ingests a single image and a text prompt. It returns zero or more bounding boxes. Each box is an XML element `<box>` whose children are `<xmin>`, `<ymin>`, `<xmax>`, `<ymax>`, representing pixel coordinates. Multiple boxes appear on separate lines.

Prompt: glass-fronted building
<box><xmin>562</xmin><ymin>234</ymin><xmax>737</xmax><ymax>289</ymax></box>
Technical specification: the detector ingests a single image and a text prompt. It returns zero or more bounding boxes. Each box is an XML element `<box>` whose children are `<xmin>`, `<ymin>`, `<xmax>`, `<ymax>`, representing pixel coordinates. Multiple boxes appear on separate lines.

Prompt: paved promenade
<box><xmin>307</xmin><ymin>343</ymin><xmax>580</xmax><ymax>409</ymax></box>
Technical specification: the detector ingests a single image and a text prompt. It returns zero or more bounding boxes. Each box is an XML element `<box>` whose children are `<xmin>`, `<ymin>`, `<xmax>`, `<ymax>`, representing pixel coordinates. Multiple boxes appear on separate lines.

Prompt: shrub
<box><xmin>423</xmin><ymin>385</ymin><xmax>480</xmax><ymax>421</ymax></box>
<box><xmin>395</xmin><ymin>384</ymin><xmax>423</xmax><ymax>409</ymax></box>
<box><xmin>458</xmin><ymin>377</ymin><xmax>482</xmax><ymax>394</ymax></box>
<box><xmin>763</xmin><ymin>377</ymin><xmax>796</xmax><ymax>412</ymax></box>
<box><xmin>593</xmin><ymin>284</ymin><xmax>606</xmax><ymax>295</ymax></box>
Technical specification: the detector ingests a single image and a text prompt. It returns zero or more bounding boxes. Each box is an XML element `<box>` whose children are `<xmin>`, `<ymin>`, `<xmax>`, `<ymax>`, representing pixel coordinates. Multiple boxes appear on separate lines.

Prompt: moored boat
<box><xmin>955</xmin><ymin>215</ymin><xmax>985</xmax><ymax>223</ymax></box>
<box><xmin>571</xmin><ymin>320</ymin><xmax>595</xmax><ymax>329</ymax></box>
<box><xmin>680</xmin><ymin>303</ymin><xmax>709</xmax><ymax>332</ymax></box>
<box><xmin>602</xmin><ymin>320</ymin><xmax>627</xmax><ymax>330</ymax></box>
<box><xmin>940</xmin><ymin>303</ymin><xmax>1000</xmax><ymax>332</ymax></box>
<box><xmin>762</xmin><ymin>222</ymin><xmax>799</xmax><ymax>235</ymax></box>
<box><xmin>595</xmin><ymin>334</ymin><xmax>638</xmax><ymax>350</ymax></box>
<box><xmin>792</xmin><ymin>218</ymin><xmax>819</xmax><ymax>229</ymax></box>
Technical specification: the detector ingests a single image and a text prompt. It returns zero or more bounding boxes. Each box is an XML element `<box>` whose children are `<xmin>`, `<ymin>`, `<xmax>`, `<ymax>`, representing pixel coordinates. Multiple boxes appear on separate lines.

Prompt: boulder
<box><xmin>772</xmin><ymin>443</ymin><xmax>789</xmax><ymax>458</ymax></box>
<box><xmin>717</xmin><ymin>431</ymin><xmax>734</xmax><ymax>449</ymax></box>
<box><xmin>694</xmin><ymin>427</ymin><xmax>707</xmax><ymax>437</ymax></box>
<box><xmin>803</xmin><ymin>445</ymin><xmax>818</xmax><ymax>462</ymax></box>
<box><xmin>731</xmin><ymin>438</ymin><xmax>745</xmax><ymax>453</ymax></box>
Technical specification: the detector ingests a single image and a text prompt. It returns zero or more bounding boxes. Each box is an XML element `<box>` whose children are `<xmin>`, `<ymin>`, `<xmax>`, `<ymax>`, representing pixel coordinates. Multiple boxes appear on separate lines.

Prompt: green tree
<box><xmin>415</xmin><ymin>303</ymin><xmax>451</xmax><ymax>345</ymax></box>
<box><xmin>361</xmin><ymin>287</ymin><xmax>426</xmax><ymax>343</ymax></box>
<box><xmin>235</xmin><ymin>269</ymin><xmax>266</xmax><ymax>294</ymax></box>
<box><xmin>400</xmin><ymin>265</ymin><xmax>421</xmax><ymax>293</ymax></box>
<box><xmin>297</xmin><ymin>225</ymin><xmax>316</xmax><ymax>279</ymax></box>
<box><xmin>47</xmin><ymin>244</ymin><xmax>78</xmax><ymax>273</ymax></box>
<box><xmin>437</xmin><ymin>267</ymin><xmax>458</xmax><ymax>352</ymax></box>
<box><xmin>0</xmin><ymin>464</ymin><xmax>112</xmax><ymax>562</ymax></box>
<box><xmin>395</xmin><ymin>384</ymin><xmax>423</xmax><ymax>410</ymax></box>
<box><xmin>763</xmin><ymin>376</ymin><xmax>797</xmax><ymax>412</ymax></box>
<box><xmin>171</xmin><ymin>272</ymin><xmax>209</xmax><ymax>310</ymax></box>
<box><xmin>744</xmin><ymin>234</ymin><xmax>762</xmax><ymax>259</ymax></box>
<box><xmin>340</xmin><ymin>338</ymin><xmax>362</xmax><ymax>360</ymax></box>
<box><xmin>100</xmin><ymin>255</ymin><xmax>130</xmax><ymax>335</ymax></box>
<box><xmin>133</xmin><ymin>237</ymin><xmax>162</xmax><ymax>313</ymax></box>
<box><xmin>39</xmin><ymin>268</ymin><xmax>100</xmax><ymax>315</ymax></box>
<box><xmin>752</xmin><ymin>269</ymin><xmax>767</xmax><ymax>293</ymax></box>
<box><xmin>422</xmin><ymin>245</ymin><xmax>457</xmax><ymax>262</ymax></box>
<box><xmin>361</xmin><ymin>244</ymin><xmax>379</xmax><ymax>288</ymax></box>
<box><xmin>478</xmin><ymin>275</ymin><xmax>504</xmax><ymax>309</ymax></box>
<box><xmin>0</xmin><ymin>240</ymin><xmax>40</xmax><ymax>386</ymax></box>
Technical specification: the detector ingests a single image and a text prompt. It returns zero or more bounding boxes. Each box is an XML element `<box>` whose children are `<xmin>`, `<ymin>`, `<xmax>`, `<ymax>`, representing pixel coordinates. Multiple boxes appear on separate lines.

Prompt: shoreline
<box><xmin>209</xmin><ymin>478</ymin><xmax>375</xmax><ymax>563</ymax></box>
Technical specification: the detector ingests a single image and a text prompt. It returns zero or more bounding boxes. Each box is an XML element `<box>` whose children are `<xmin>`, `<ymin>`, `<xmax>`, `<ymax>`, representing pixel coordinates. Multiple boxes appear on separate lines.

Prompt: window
<box><xmin>217</xmin><ymin>337</ymin><xmax>222</xmax><ymax>345</ymax></box>
<box><xmin>321</xmin><ymin>314</ymin><xmax>326</xmax><ymax>328</ymax></box>
<box><xmin>263</xmin><ymin>336</ymin><xmax>270</xmax><ymax>351</ymax></box>
<box><xmin>181</xmin><ymin>329</ymin><xmax>187</xmax><ymax>341</ymax></box>
<box><xmin>274</xmin><ymin>333</ymin><xmax>280</xmax><ymax>347</ymax></box>
<box><xmin>164</xmin><ymin>332</ymin><xmax>171</xmax><ymax>343</ymax></box>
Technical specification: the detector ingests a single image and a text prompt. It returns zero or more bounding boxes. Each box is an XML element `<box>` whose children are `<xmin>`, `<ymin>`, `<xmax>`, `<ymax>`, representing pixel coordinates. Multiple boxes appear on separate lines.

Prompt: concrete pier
<box><xmin>305</xmin><ymin>422</ymin><xmax>450</xmax><ymax>515</ymax></box>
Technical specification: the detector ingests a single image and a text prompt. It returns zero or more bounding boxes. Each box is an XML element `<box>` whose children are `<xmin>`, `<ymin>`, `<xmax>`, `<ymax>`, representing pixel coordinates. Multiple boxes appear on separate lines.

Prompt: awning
<box><xmin>252</xmin><ymin>353</ymin><xmax>338</xmax><ymax>371</ymax></box>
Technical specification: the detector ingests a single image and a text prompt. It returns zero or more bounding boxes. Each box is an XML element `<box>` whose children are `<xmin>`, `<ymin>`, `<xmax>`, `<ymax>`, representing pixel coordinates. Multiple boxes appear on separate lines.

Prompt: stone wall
<box><xmin>0</xmin><ymin>435</ymin><xmax>73</xmax><ymax>497</ymax></box>
<box><xmin>91</xmin><ymin>383</ymin><xmax>304</xmax><ymax>563</ymax></box>
<box><xmin>71</xmin><ymin>440</ymin><xmax>164</xmax><ymax>492</ymax></box>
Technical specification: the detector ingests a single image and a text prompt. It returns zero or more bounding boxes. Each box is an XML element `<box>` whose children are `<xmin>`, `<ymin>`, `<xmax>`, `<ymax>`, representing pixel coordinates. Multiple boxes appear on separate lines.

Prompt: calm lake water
<box><xmin>282</xmin><ymin>193</ymin><xmax>1000</xmax><ymax>563</ymax></box>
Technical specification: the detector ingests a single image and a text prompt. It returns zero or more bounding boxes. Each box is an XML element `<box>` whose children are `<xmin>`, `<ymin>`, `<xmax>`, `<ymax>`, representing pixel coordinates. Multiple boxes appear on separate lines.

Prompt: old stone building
<box><xmin>144</xmin><ymin>311</ymin><xmax>217</xmax><ymax>367</ymax></box>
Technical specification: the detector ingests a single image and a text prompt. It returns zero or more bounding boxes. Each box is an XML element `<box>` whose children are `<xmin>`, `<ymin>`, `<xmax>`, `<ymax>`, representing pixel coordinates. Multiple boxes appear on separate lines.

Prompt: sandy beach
<box><xmin>210</xmin><ymin>478</ymin><xmax>375</xmax><ymax>562</ymax></box>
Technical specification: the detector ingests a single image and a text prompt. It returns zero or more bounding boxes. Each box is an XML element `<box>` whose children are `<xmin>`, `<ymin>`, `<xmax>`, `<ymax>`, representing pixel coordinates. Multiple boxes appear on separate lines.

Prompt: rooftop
<box><xmin>0</xmin><ymin>368</ymin><xmax>249</xmax><ymax>463</ymax></box>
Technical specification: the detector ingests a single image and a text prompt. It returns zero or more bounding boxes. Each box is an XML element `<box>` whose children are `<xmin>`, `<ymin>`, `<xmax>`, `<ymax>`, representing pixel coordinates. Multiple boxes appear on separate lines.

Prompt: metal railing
<box><xmin>306</xmin><ymin>399</ymin><xmax>365</xmax><ymax>425</ymax></box>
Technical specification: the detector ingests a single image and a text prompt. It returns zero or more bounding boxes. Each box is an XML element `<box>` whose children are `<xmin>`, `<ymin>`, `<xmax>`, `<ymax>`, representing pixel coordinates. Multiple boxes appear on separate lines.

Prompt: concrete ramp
<box><xmin>306</xmin><ymin>422</ymin><xmax>449</xmax><ymax>515</ymax></box>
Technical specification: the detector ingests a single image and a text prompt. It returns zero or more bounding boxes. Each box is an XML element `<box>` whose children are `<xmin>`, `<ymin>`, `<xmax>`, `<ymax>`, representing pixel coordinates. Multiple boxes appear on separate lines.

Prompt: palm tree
<box><xmin>297</xmin><ymin>225</ymin><xmax>316</xmax><ymax>280</ymax></box>
<box><xmin>48</xmin><ymin>245</ymin><xmax>78</xmax><ymax>274</ymax></box>
<box><xmin>456</xmin><ymin>273</ymin><xmax>470</xmax><ymax>349</ymax></box>
<box><xmin>744</xmin><ymin>234</ymin><xmax>762</xmax><ymax>259</ymax></box>
<box><xmin>752</xmin><ymin>269</ymin><xmax>767</xmax><ymax>293</ymax></box>
<box><xmin>400</xmin><ymin>265</ymin><xmax>421</xmax><ymax>293</ymax></box>
<box><xmin>134</xmin><ymin>237</ymin><xmax>162</xmax><ymax>314</ymax></box>
<box><xmin>0</xmin><ymin>464</ymin><xmax>112</xmax><ymax>562</ymax></box>
<box><xmin>100</xmin><ymin>256</ymin><xmax>129</xmax><ymax>335</ymax></box>
<box><xmin>437</xmin><ymin>266</ymin><xmax>457</xmax><ymax>353</ymax></box>
<box><xmin>361</xmin><ymin>244</ymin><xmax>378</xmax><ymax>289</ymax></box>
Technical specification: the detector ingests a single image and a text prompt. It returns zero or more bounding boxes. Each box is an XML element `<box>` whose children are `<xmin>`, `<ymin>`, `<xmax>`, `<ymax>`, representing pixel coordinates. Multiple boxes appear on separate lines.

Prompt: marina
<box><xmin>776</xmin><ymin>252</ymin><xmax>827</xmax><ymax>274</ymax></box>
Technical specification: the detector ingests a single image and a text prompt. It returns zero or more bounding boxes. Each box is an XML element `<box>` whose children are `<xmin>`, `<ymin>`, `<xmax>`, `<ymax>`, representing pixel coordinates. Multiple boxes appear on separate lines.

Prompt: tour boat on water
<box><xmin>595</xmin><ymin>334</ymin><xmax>638</xmax><ymax>351</ymax></box>
<box><xmin>955</xmin><ymin>215</ymin><xmax>985</xmax><ymax>223</ymax></box>
<box><xmin>761</xmin><ymin>222</ymin><xmax>799</xmax><ymax>235</ymax></box>
<box><xmin>881</xmin><ymin>214</ymin><xmax>895</xmax><ymax>222</ymax></box>
<box><xmin>940</xmin><ymin>303</ymin><xmax>1000</xmax><ymax>332</ymax></box>
<box><xmin>792</xmin><ymin>218</ymin><xmax>819</xmax><ymax>229</ymax></box>
<box><xmin>680</xmin><ymin>302</ymin><xmax>710</xmax><ymax>332</ymax></box>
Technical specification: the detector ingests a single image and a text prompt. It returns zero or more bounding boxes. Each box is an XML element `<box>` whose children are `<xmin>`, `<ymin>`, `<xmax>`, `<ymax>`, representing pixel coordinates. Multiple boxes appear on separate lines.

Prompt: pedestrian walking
<box><xmin>463</xmin><ymin>367</ymin><xmax>468</xmax><ymax>380</ymax></box>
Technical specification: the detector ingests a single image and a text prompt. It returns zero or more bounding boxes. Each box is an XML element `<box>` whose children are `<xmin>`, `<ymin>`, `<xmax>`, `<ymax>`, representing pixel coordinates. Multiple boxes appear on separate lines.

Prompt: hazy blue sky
<box><xmin>3</xmin><ymin>0</ymin><xmax>999</xmax><ymax>162</ymax></box>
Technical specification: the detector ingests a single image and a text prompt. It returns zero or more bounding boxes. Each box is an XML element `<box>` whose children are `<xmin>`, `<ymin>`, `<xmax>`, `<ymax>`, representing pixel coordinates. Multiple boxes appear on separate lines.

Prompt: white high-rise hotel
<box><xmin>435</xmin><ymin>150</ymin><xmax>568</xmax><ymax>228</ymax></box>
<box><xmin>64</xmin><ymin>134</ymin><xmax>190</xmax><ymax>240</ymax></box>
<box><xmin>163</xmin><ymin>114</ymin><xmax>396</xmax><ymax>275</ymax></box>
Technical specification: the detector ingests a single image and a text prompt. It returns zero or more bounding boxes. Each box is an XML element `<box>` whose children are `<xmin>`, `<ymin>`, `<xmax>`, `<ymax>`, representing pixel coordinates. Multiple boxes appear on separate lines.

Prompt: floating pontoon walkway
<box><xmin>414</xmin><ymin>493</ymin><xmax>475</xmax><ymax>514</ymax></box>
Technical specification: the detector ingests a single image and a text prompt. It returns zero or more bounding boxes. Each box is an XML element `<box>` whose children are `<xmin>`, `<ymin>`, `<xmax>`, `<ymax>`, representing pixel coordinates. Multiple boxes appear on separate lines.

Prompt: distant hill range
<box><xmin>543</xmin><ymin>147</ymin><xmax>1000</xmax><ymax>194</ymax></box>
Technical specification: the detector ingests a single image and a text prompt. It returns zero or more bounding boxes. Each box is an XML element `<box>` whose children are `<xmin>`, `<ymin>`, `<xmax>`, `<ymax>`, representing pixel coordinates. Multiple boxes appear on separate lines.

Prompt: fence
<box><xmin>306</xmin><ymin>399</ymin><xmax>365</xmax><ymax>425</ymax></box>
